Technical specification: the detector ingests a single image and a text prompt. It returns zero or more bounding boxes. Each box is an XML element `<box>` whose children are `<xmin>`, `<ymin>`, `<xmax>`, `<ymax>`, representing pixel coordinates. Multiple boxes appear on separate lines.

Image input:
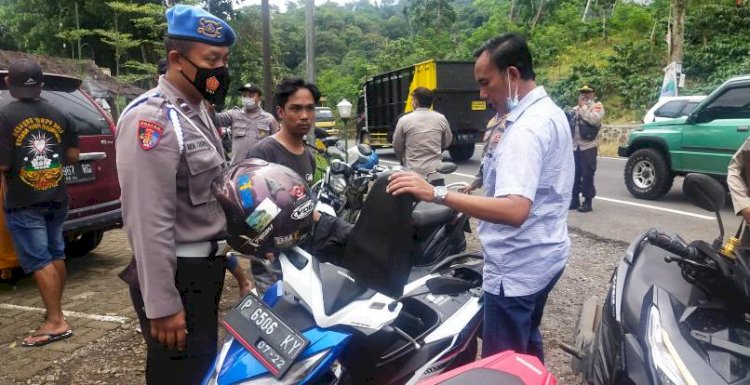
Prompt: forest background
<box><xmin>0</xmin><ymin>0</ymin><xmax>748</xmax><ymax>122</ymax></box>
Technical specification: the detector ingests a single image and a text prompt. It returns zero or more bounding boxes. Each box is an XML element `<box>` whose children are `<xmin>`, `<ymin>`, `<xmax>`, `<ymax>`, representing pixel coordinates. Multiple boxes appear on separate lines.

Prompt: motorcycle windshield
<box><xmin>338</xmin><ymin>172</ymin><xmax>416</xmax><ymax>298</ymax></box>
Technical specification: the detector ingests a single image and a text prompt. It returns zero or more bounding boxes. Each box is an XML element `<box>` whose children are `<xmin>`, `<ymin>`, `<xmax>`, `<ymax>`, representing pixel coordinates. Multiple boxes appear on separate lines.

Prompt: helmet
<box><xmin>347</xmin><ymin>144</ymin><xmax>376</xmax><ymax>169</ymax></box>
<box><xmin>353</xmin><ymin>150</ymin><xmax>379</xmax><ymax>171</ymax></box>
<box><xmin>212</xmin><ymin>159</ymin><xmax>314</xmax><ymax>255</ymax></box>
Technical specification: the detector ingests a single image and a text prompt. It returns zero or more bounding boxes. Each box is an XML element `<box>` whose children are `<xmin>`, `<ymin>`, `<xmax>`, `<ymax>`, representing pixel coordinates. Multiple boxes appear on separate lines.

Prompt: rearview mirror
<box><xmin>326</xmin><ymin>146</ymin><xmax>345</xmax><ymax>160</ymax></box>
<box><xmin>357</xmin><ymin>143</ymin><xmax>373</xmax><ymax>156</ymax></box>
<box><xmin>436</xmin><ymin>162</ymin><xmax>458</xmax><ymax>175</ymax></box>
<box><xmin>329</xmin><ymin>160</ymin><xmax>350</xmax><ymax>175</ymax></box>
<box><xmin>425</xmin><ymin>276</ymin><xmax>474</xmax><ymax>295</ymax></box>
<box><xmin>683</xmin><ymin>173</ymin><xmax>725</xmax><ymax>212</ymax></box>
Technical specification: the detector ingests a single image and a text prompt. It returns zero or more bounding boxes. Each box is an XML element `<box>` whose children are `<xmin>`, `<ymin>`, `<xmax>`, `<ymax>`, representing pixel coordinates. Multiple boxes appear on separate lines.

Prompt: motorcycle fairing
<box><xmin>641</xmin><ymin>286</ymin><xmax>729</xmax><ymax>384</ymax></box>
<box><xmin>418</xmin><ymin>351</ymin><xmax>556</xmax><ymax>385</ymax></box>
<box><xmin>280</xmin><ymin>246</ymin><xmax>403</xmax><ymax>333</ymax></box>
<box><xmin>622</xmin><ymin>230</ymin><xmax>700</xmax><ymax>333</ymax></box>
<box><xmin>202</xmin><ymin>286</ymin><xmax>352</xmax><ymax>385</ymax></box>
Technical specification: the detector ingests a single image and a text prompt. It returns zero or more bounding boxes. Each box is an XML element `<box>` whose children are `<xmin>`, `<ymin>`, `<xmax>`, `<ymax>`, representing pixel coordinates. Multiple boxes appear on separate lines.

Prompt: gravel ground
<box><xmin>16</xmin><ymin>223</ymin><xmax>627</xmax><ymax>385</ymax></box>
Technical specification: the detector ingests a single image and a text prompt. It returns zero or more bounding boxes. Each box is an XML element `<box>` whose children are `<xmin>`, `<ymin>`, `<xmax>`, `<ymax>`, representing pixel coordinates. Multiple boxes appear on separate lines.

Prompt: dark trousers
<box><xmin>129</xmin><ymin>257</ymin><xmax>225</xmax><ymax>385</ymax></box>
<box><xmin>481</xmin><ymin>270</ymin><xmax>563</xmax><ymax>363</ymax></box>
<box><xmin>573</xmin><ymin>147</ymin><xmax>598</xmax><ymax>201</ymax></box>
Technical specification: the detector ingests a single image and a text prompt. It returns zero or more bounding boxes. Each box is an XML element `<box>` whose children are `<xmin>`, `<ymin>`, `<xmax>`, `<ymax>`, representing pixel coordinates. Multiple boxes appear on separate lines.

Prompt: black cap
<box><xmin>157</xmin><ymin>59</ymin><xmax>168</xmax><ymax>76</ymax></box>
<box><xmin>7</xmin><ymin>58</ymin><xmax>43</xmax><ymax>100</ymax></box>
<box><xmin>238</xmin><ymin>83</ymin><xmax>262</xmax><ymax>95</ymax></box>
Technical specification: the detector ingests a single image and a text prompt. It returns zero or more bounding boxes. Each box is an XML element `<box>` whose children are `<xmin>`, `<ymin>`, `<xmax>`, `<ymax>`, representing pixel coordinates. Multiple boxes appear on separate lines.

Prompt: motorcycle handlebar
<box><xmin>646</xmin><ymin>229</ymin><xmax>699</xmax><ymax>260</ymax></box>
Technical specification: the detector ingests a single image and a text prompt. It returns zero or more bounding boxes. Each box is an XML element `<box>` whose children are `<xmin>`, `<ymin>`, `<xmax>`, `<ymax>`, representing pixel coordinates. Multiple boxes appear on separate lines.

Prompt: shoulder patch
<box><xmin>138</xmin><ymin>120</ymin><xmax>164</xmax><ymax>150</ymax></box>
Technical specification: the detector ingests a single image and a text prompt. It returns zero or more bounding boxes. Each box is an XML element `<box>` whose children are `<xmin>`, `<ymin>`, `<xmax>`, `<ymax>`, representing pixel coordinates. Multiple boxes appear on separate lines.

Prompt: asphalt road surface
<box><xmin>377</xmin><ymin>144</ymin><xmax>736</xmax><ymax>245</ymax></box>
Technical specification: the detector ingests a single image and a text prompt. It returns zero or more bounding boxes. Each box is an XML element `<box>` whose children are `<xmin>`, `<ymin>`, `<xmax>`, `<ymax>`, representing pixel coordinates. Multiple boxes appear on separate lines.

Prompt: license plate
<box><xmin>63</xmin><ymin>163</ymin><xmax>95</xmax><ymax>184</ymax></box>
<box><xmin>222</xmin><ymin>294</ymin><xmax>309</xmax><ymax>378</ymax></box>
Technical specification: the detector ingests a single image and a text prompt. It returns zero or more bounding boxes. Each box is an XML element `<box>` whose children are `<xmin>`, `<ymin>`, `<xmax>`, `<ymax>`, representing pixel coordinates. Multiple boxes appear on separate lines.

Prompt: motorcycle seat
<box><xmin>315</xmin><ymin>261</ymin><xmax>376</xmax><ymax>316</ymax></box>
<box><xmin>412</xmin><ymin>202</ymin><xmax>454</xmax><ymax>229</ymax></box>
<box><xmin>433</xmin><ymin>368</ymin><xmax>525</xmax><ymax>385</ymax></box>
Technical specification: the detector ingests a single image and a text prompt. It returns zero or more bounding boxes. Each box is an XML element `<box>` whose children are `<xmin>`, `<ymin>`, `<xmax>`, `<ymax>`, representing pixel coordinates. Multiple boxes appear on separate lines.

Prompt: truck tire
<box><xmin>448</xmin><ymin>144</ymin><xmax>474</xmax><ymax>162</ymax></box>
<box><xmin>624</xmin><ymin>148</ymin><xmax>673</xmax><ymax>200</ymax></box>
<box><xmin>64</xmin><ymin>230</ymin><xmax>104</xmax><ymax>258</ymax></box>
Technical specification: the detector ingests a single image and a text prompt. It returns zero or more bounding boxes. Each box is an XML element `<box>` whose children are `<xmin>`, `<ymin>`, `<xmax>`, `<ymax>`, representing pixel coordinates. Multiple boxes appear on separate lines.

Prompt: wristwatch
<box><xmin>433</xmin><ymin>186</ymin><xmax>448</xmax><ymax>205</ymax></box>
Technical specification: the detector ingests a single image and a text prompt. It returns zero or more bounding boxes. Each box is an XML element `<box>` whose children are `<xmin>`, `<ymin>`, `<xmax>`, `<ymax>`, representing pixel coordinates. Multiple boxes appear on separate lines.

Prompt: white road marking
<box><xmin>379</xmin><ymin>158</ymin><xmax>714</xmax><ymax>220</ymax></box>
<box><xmin>0</xmin><ymin>303</ymin><xmax>130</xmax><ymax>324</ymax></box>
<box><xmin>600</xmin><ymin>156</ymin><xmax>626</xmax><ymax>161</ymax></box>
<box><xmin>593</xmin><ymin>196</ymin><xmax>715</xmax><ymax>220</ymax></box>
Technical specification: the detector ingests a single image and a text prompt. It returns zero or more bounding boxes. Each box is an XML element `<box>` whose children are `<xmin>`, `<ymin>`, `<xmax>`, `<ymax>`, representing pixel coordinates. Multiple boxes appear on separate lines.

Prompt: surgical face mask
<box><xmin>243</xmin><ymin>97</ymin><xmax>258</xmax><ymax>110</ymax></box>
<box><xmin>506</xmin><ymin>70</ymin><xmax>519</xmax><ymax>112</ymax></box>
<box><xmin>179</xmin><ymin>53</ymin><xmax>231</xmax><ymax>108</ymax></box>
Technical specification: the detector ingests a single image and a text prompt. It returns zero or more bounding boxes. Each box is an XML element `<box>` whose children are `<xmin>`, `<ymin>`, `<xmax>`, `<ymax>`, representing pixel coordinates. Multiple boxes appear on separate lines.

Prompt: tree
<box><xmin>404</xmin><ymin>0</ymin><xmax>457</xmax><ymax>34</ymax></box>
<box><xmin>668</xmin><ymin>0</ymin><xmax>687</xmax><ymax>64</ymax></box>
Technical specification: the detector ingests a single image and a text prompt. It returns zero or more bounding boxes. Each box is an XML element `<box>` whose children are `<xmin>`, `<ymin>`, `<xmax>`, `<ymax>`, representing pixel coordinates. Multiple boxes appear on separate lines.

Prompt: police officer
<box><xmin>114</xmin><ymin>5</ymin><xmax>234</xmax><ymax>384</ymax></box>
<box><xmin>728</xmin><ymin>138</ymin><xmax>750</xmax><ymax>246</ymax></box>
<box><xmin>570</xmin><ymin>84</ymin><xmax>605</xmax><ymax>213</ymax></box>
<box><xmin>215</xmin><ymin>83</ymin><xmax>279</xmax><ymax>164</ymax></box>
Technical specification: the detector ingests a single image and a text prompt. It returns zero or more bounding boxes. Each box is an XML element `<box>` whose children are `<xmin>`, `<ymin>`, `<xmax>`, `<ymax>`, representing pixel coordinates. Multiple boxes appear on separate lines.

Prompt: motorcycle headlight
<box><xmin>330</xmin><ymin>175</ymin><xmax>347</xmax><ymax>195</ymax></box>
<box><xmin>646</xmin><ymin>306</ymin><xmax>697</xmax><ymax>385</ymax></box>
<box><xmin>237</xmin><ymin>350</ymin><xmax>330</xmax><ymax>385</ymax></box>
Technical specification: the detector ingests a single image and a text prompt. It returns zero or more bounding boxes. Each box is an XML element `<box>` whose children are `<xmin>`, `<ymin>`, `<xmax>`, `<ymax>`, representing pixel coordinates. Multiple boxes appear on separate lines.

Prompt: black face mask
<box><xmin>179</xmin><ymin>53</ymin><xmax>231</xmax><ymax>108</ymax></box>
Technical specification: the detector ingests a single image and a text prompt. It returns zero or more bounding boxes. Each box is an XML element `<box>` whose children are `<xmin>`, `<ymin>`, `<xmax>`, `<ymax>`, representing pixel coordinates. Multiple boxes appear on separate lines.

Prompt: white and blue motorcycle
<box><xmin>203</xmin><ymin>173</ymin><xmax>483</xmax><ymax>385</ymax></box>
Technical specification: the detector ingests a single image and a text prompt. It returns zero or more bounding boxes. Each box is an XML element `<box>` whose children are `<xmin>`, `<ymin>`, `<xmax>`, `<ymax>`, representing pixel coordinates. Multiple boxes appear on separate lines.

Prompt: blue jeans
<box><xmin>482</xmin><ymin>269</ymin><xmax>564</xmax><ymax>363</ymax></box>
<box><xmin>5</xmin><ymin>203</ymin><xmax>68</xmax><ymax>274</ymax></box>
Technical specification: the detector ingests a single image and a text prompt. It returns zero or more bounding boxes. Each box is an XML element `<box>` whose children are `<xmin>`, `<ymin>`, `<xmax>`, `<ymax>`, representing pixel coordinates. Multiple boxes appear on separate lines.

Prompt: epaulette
<box><xmin>120</xmin><ymin>92</ymin><xmax>164</xmax><ymax>120</ymax></box>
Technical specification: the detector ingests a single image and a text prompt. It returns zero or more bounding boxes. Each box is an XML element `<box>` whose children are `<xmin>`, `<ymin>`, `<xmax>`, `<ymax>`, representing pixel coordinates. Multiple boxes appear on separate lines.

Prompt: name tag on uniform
<box><xmin>185</xmin><ymin>139</ymin><xmax>211</xmax><ymax>154</ymax></box>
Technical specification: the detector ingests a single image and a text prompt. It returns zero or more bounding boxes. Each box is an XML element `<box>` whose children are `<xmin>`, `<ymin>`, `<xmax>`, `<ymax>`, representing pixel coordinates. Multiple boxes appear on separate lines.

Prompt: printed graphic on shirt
<box><xmin>12</xmin><ymin>117</ymin><xmax>65</xmax><ymax>191</ymax></box>
<box><xmin>138</xmin><ymin>120</ymin><xmax>164</xmax><ymax>150</ymax></box>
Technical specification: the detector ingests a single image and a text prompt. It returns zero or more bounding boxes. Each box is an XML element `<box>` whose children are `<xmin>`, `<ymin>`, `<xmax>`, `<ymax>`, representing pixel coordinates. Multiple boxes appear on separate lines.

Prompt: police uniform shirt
<box><xmin>572</xmin><ymin>101</ymin><xmax>605</xmax><ymax>150</ymax></box>
<box><xmin>215</xmin><ymin>107</ymin><xmax>278</xmax><ymax>164</ymax></box>
<box><xmin>729</xmin><ymin>137</ymin><xmax>750</xmax><ymax>215</ymax></box>
<box><xmin>116</xmin><ymin>76</ymin><xmax>227</xmax><ymax>319</ymax></box>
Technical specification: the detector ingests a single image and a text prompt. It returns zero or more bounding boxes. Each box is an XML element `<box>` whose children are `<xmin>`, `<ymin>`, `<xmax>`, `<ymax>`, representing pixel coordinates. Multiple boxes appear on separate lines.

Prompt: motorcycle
<box><xmin>203</xmin><ymin>172</ymin><xmax>484</xmax><ymax>385</ymax></box>
<box><xmin>417</xmin><ymin>350</ymin><xmax>557</xmax><ymax>385</ymax></box>
<box><xmin>564</xmin><ymin>173</ymin><xmax>750</xmax><ymax>385</ymax></box>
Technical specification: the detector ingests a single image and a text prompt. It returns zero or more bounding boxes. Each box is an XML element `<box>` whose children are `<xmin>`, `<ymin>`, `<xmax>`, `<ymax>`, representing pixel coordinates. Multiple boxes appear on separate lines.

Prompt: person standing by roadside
<box><xmin>460</xmin><ymin>108</ymin><xmax>508</xmax><ymax>193</ymax></box>
<box><xmin>392</xmin><ymin>87</ymin><xmax>453</xmax><ymax>185</ymax></box>
<box><xmin>387</xmin><ymin>33</ymin><xmax>574</xmax><ymax>362</ymax></box>
<box><xmin>115</xmin><ymin>5</ymin><xmax>235</xmax><ymax>384</ymax></box>
<box><xmin>728</xmin><ymin>137</ymin><xmax>750</xmax><ymax>246</ymax></box>
<box><xmin>0</xmin><ymin>58</ymin><xmax>79</xmax><ymax>347</ymax></box>
<box><xmin>570</xmin><ymin>84</ymin><xmax>605</xmax><ymax>213</ymax></box>
<box><xmin>215</xmin><ymin>82</ymin><xmax>279</xmax><ymax>164</ymax></box>
<box><xmin>246</xmin><ymin>78</ymin><xmax>320</xmax><ymax>185</ymax></box>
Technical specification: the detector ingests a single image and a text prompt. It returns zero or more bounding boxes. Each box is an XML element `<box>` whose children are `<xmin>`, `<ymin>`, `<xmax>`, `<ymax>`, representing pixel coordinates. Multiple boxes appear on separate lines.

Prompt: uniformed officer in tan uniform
<box><xmin>215</xmin><ymin>83</ymin><xmax>279</xmax><ymax>164</ymax></box>
<box><xmin>114</xmin><ymin>5</ymin><xmax>235</xmax><ymax>384</ymax></box>
<box><xmin>728</xmin><ymin>139</ymin><xmax>750</xmax><ymax>245</ymax></box>
<box><xmin>570</xmin><ymin>84</ymin><xmax>605</xmax><ymax>212</ymax></box>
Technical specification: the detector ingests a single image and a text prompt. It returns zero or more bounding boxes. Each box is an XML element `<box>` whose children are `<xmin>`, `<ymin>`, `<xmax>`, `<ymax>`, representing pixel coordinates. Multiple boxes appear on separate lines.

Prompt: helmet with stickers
<box><xmin>212</xmin><ymin>159</ymin><xmax>315</xmax><ymax>255</ymax></box>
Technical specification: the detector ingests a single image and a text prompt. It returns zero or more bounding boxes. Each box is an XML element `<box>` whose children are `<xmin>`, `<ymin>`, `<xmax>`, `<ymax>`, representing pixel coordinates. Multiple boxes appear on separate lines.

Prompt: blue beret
<box><xmin>166</xmin><ymin>5</ymin><xmax>235</xmax><ymax>47</ymax></box>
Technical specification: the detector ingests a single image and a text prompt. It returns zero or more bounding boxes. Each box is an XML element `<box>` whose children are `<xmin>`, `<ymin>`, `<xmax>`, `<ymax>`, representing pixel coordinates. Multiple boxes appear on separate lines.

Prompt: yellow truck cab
<box><xmin>315</xmin><ymin>107</ymin><xmax>338</xmax><ymax>135</ymax></box>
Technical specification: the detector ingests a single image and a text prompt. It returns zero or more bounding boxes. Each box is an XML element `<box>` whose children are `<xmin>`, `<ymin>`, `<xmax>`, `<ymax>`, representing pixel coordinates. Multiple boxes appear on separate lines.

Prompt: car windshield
<box><xmin>316</xmin><ymin>109</ymin><xmax>334</xmax><ymax>121</ymax></box>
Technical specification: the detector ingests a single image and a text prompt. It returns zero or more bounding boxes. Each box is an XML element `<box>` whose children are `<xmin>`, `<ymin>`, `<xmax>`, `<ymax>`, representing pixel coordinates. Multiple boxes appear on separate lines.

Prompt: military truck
<box><xmin>356</xmin><ymin>60</ymin><xmax>490</xmax><ymax>161</ymax></box>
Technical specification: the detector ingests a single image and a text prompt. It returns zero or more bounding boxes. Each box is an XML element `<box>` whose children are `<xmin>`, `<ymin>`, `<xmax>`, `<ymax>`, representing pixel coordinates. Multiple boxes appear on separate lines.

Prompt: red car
<box><xmin>0</xmin><ymin>71</ymin><xmax>122</xmax><ymax>258</ymax></box>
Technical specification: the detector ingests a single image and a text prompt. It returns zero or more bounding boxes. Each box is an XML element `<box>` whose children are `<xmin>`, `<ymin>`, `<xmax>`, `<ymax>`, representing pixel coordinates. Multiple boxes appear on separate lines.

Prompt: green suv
<box><xmin>620</xmin><ymin>75</ymin><xmax>750</xmax><ymax>200</ymax></box>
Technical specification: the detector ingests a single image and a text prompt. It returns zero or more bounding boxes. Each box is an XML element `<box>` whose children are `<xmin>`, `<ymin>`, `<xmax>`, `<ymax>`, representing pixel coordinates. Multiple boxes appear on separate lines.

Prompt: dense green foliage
<box><xmin>0</xmin><ymin>0</ymin><xmax>748</xmax><ymax>121</ymax></box>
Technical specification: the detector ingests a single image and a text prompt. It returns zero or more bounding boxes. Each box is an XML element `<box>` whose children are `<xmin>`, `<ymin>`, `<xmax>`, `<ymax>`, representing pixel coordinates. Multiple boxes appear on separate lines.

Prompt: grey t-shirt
<box><xmin>246</xmin><ymin>137</ymin><xmax>316</xmax><ymax>185</ymax></box>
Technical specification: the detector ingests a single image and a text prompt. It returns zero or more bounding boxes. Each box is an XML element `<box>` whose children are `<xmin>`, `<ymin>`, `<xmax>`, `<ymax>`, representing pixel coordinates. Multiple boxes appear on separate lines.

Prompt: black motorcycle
<box><xmin>564</xmin><ymin>173</ymin><xmax>750</xmax><ymax>385</ymax></box>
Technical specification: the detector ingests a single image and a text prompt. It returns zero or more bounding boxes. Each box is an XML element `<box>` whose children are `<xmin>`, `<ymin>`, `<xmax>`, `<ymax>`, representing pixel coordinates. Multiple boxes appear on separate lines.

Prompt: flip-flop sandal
<box><xmin>21</xmin><ymin>329</ymin><xmax>73</xmax><ymax>347</ymax></box>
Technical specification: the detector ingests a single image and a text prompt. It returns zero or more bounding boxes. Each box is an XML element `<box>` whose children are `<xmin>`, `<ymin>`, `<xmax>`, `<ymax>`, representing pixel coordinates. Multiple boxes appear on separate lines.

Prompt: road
<box><xmin>378</xmin><ymin>144</ymin><xmax>735</xmax><ymax>244</ymax></box>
